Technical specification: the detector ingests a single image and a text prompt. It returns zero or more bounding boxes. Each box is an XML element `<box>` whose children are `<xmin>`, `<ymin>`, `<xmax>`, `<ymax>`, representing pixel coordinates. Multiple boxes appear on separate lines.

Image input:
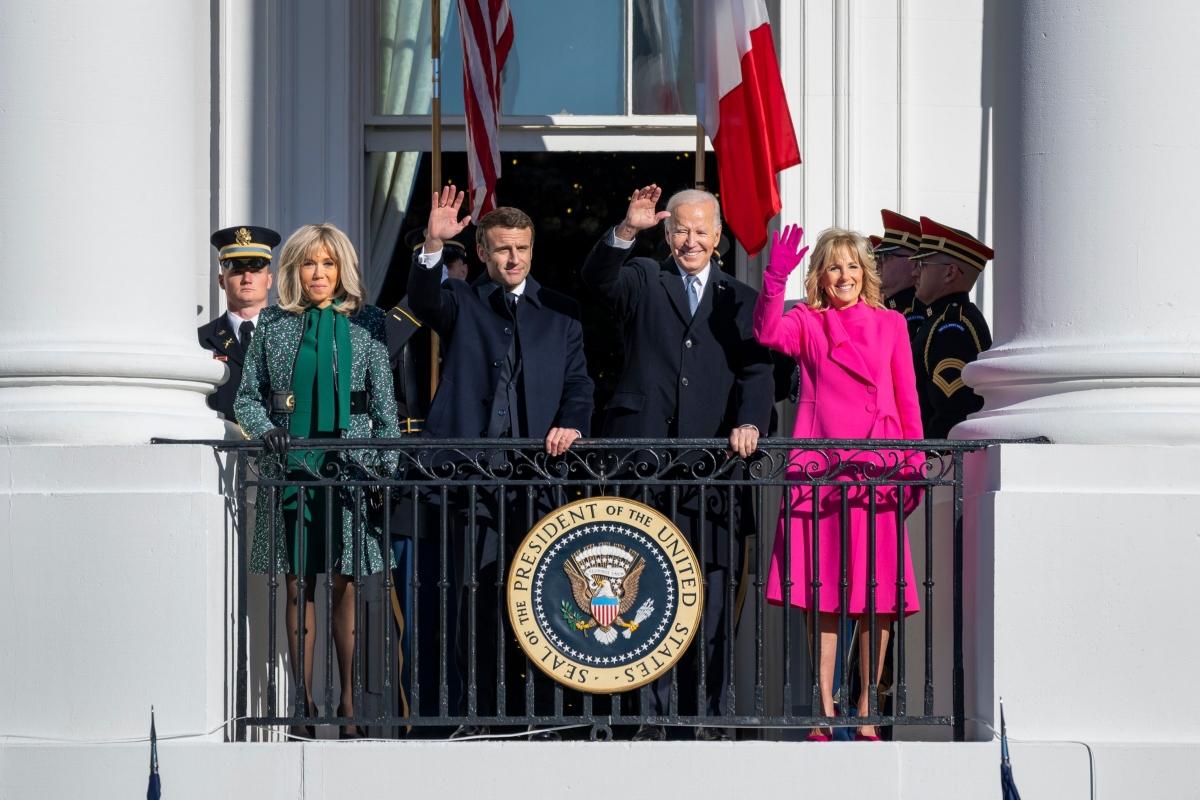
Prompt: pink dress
<box><xmin>753</xmin><ymin>290</ymin><xmax>923</xmax><ymax>616</ymax></box>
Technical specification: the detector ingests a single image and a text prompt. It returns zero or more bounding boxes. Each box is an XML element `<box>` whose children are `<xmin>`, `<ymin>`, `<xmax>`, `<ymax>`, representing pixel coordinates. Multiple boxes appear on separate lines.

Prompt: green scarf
<box><xmin>290</xmin><ymin>302</ymin><xmax>353</xmax><ymax>437</ymax></box>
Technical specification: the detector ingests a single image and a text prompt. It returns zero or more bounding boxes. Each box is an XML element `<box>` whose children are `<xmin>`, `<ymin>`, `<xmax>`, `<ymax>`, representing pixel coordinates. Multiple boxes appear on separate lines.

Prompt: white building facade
<box><xmin>1</xmin><ymin>1</ymin><xmax>1198</xmax><ymax>797</ymax></box>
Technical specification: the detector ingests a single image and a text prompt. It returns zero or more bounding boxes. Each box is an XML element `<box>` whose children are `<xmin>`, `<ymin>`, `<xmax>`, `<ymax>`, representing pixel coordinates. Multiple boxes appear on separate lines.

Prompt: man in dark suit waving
<box><xmin>408</xmin><ymin>187</ymin><xmax>594</xmax><ymax>737</ymax></box>
<box><xmin>582</xmin><ymin>184</ymin><xmax>774</xmax><ymax>740</ymax></box>
<box><xmin>409</xmin><ymin>188</ymin><xmax>593</xmax><ymax>449</ymax></box>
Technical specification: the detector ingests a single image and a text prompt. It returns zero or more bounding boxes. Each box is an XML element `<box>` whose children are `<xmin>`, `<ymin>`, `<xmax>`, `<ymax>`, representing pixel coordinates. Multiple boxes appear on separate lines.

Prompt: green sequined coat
<box><xmin>234</xmin><ymin>304</ymin><xmax>401</xmax><ymax>575</ymax></box>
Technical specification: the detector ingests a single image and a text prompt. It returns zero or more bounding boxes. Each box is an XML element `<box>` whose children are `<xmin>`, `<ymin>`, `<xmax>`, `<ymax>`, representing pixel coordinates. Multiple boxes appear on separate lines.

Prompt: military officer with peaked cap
<box><xmin>198</xmin><ymin>225</ymin><xmax>281</xmax><ymax>420</ymax></box>
<box><xmin>909</xmin><ymin>217</ymin><xmax>994</xmax><ymax>438</ymax></box>
<box><xmin>385</xmin><ymin>231</ymin><xmax>471</xmax><ymax>428</ymax></box>
<box><xmin>874</xmin><ymin>209</ymin><xmax>926</xmax><ymax>340</ymax></box>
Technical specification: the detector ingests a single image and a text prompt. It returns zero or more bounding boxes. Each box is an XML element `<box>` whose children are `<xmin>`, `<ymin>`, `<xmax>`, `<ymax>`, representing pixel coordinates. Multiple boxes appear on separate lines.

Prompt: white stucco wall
<box><xmin>3</xmin><ymin>2</ymin><xmax>1200</xmax><ymax>799</ymax></box>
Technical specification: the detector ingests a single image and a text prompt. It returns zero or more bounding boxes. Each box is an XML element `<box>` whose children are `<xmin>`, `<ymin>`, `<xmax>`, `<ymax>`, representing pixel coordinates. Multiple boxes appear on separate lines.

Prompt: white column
<box><xmin>209</xmin><ymin>0</ymin><xmax>280</xmax><ymax>320</ymax></box>
<box><xmin>0</xmin><ymin>0</ymin><xmax>230</xmax><ymax>743</ymax></box>
<box><xmin>956</xmin><ymin>0</ymin><xmax>1200</xmax><ymax>444</ymax></box>
<box><xmin>0</xmin><ymin>0</ymin><xmax>225</xmax><ymax>445</ymax></box>
<box><xmin>950</xmin><ymin>0</ymin><xmax>1200</xmax><ymax>749</ymax></box>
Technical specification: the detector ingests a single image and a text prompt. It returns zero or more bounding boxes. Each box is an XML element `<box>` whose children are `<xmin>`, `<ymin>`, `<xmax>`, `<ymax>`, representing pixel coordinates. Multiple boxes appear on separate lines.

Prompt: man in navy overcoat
<box><xmin>581</xmin><ymin>184</ymin><xmax>774</xmax><ymax>740</ymax></box>
<box><xmin>408</xmin><ymin>187</ymin><xmax>594</xmax><ymax>737</ymax></box>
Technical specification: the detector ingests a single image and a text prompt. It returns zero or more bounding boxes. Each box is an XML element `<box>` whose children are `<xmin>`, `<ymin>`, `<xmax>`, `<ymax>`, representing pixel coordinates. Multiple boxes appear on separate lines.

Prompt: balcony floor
<box><xmin>5</xmin><ymin>738</ymin><xmax>1197</xmax><ymax>799</ymax></box>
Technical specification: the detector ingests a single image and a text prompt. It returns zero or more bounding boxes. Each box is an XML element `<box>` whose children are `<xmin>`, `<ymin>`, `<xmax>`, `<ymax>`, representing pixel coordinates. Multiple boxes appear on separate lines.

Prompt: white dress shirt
<box><xmin>225</xmin><ymin>309</ymin><xmax>260</xmax><ymax>343</ymax></box>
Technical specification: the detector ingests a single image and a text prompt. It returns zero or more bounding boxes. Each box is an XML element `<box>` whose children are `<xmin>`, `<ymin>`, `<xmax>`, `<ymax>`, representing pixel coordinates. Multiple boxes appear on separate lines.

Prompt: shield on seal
<box><xmin>591</xmin><ymin>595</ymin><xmax>619</xmax><ymax>628</ymax></box>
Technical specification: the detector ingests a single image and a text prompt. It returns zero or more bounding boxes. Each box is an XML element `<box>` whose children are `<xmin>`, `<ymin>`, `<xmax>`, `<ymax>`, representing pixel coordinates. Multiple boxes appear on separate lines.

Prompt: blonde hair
<box><xmin>277</xmin><ymin>223</ymin><xmax>364</xmax><ymax>315</ymax></box>
<box><xmin>803</xmin><ymin>227</ymin><xmax>884</xmax><ymax>311</ymax></box>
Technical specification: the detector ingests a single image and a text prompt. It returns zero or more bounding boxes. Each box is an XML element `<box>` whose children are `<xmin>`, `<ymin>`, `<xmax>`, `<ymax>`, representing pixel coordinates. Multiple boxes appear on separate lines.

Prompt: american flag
<box><xmin>457</xmin><ymin>0</ymin><xmax>514</xmax><ymax>219</ymax></box>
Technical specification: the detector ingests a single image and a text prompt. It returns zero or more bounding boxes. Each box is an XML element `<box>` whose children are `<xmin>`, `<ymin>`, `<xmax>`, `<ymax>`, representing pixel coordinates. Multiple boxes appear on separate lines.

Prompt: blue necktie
<box><xmin>685</xmin><ymin>275</ymin><xmax>700</xmax><ymax>317</ymax></box>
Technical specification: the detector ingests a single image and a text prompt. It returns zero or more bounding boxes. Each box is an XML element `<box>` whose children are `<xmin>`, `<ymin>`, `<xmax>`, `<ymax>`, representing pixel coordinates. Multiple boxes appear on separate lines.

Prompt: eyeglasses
<box><xmin>222</xmin><ymin>257</ymin><xmax>269</xmax><ymax>272</ymax></box>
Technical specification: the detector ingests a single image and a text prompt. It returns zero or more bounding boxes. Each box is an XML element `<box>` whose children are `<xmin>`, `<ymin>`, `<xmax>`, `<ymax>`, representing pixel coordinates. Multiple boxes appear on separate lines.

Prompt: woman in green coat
<box><xmin>235</xmin><ymin>223</ymin><xmax>401</xmax><ymax>734</ymax></box>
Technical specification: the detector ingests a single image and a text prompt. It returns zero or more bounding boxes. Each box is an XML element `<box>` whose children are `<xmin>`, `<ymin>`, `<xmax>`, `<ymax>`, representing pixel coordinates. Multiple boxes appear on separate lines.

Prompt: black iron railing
<box><xmin>157</xmin><ymin>436</ymin><xmax>1041</xmax><ymax>742</ymax></box>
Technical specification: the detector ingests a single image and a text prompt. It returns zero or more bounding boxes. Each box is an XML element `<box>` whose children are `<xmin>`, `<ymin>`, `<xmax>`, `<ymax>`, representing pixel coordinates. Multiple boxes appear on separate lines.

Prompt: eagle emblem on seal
<box><xmin>562</xmin><ymin>542</ymin><xmax>656</xmax><ymax>646</ymax></box>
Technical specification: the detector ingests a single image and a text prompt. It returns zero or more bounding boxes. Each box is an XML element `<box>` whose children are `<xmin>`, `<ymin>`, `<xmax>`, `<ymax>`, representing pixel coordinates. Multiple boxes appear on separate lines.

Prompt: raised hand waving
<box><xmin>425</xmin><ymin>185</ymin><xmax>472</xmax><ymax>252</ymax></box>
<box><xmin>615</xmin><ymin>184</ymin><xmax>672</xmax><ymax>241</ymax></box>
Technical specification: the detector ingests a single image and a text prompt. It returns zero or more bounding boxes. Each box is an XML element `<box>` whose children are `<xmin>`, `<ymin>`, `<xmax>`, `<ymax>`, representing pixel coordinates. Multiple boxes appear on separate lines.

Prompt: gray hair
<box><xmin>663</xmin><ymin>189</ymin><xmax>722</xmax><ymax>233</ymax></box>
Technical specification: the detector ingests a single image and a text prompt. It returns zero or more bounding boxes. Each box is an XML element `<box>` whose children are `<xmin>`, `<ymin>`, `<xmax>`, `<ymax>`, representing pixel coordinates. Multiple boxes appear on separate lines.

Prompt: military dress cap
<box><xmin>211</xmin><ymin>225</ymin><xmax>281</xmax><ymax>262</ymax></box>
<box><xmin>910</xmin><ymin>216</ymin><xmax>994</xmax><ymax>272</ymax></box>
<box><xmin>869</xmin><ymin>234</ymin><xmax>883</xmax><ymax>250</ymax></box>
<box><xmin>875</xmin><ymin>209</ymin><xmax>922</xmax><ymax>254</ymax></box>
<box><xmin>404</xmin><ymin>227</ymin><xmax>468</xmax><ymax>260</ymax></box>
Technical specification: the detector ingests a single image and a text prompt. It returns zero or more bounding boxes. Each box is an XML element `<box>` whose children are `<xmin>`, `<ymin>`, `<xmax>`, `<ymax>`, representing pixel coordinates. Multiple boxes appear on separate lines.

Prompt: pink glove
<box><xmin>762</xmin><ymin>224</ymin><xmax>808</xmax><ymax>295</ymax></box>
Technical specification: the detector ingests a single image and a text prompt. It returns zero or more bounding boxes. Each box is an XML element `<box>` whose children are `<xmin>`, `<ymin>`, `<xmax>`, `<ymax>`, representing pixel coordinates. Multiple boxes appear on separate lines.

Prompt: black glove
<box><xmin>367</xmin><ymin>486</ymin><xmax>388</xmax><ymax>512</ymax></box>
<box><xmin>262</xmin><ymin>427</ymin><xmax>290</xmax><ymax>456</ymax></box>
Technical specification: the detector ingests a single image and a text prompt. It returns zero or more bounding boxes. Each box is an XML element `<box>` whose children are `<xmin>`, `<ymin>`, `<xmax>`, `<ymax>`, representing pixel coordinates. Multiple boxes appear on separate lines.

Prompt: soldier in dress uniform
<box><xmin>909</xmin><ymin>217</ymin><xmax>994</xmax><ymax>438</ymax></box>
<box><xmin>198</xmin><ymin>225</ymin><xmax>281</xmax><ymax>420</ymax></box>
<box><xmin>384</xmin><ymin>231</ymin><xmax>473</xmax><ymax>729</ymax></box>
<box><xmin>385</xmin><ymin>234</ymin><xmax>470</xmax><ymax>430</ymax></box>
<box><xmin>874</xmin><ymin>209</ymin><xmax>925</xmax><ymax>339</ymax></box>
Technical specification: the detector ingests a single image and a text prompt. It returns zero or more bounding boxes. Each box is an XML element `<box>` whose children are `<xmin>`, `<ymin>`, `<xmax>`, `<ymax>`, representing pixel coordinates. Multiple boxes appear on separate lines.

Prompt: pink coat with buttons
<box><xmin>753</xmin><ymin>290</ymin><xmax>923</xmax><ymax>615</ymax></box>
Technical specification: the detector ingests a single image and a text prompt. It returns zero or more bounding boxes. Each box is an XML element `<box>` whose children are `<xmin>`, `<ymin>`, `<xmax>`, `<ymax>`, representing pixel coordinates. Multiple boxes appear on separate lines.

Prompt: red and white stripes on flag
<box><xmin>694</xmin><ymin>0</ymin><xmax>800</xmax><ymax>256</ymax></box>
<box><xmin>457</xmin><ymin>0</ymin><xmax>514</xmax><ymax>220</ymax></box>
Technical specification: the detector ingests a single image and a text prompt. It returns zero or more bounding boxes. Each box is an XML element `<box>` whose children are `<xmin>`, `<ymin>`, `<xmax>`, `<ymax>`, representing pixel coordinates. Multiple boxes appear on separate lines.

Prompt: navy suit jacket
<box><xmin>580</xmin><ymin>233</ymin><xmax>773</xmax><ymax>438</ymax></box>
<box><xmin>407</xmin><ymin>257</ymin><xmax>594</xmax><ymax>439</ymax></box>
<box><xmin>197</xmin><ymin>315</ymin><xmax>243</xmax><ymax>420</ymax></box>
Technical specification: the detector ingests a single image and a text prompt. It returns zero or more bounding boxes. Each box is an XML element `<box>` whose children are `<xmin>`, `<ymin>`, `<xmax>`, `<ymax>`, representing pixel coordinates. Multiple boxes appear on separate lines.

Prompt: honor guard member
<box><xmin>385</xmin><ymin>230</ymin><xmax>474</xmax><ymax>725</ymax></box>
<box><xmin>909</xmin><ymin>217</ymin><xmax>994</xmax><ymax>438</ymax></box>
<box><xmin>385</xmin><ymin>232</ymin><xmax>471</xmax><ymax>431</ymax></box>
<box><xmin>198</xmin><ymin>225</ymin><xmax>280</xmax><ymax>420</ymax></box>
<box><xmin>874</xmin><ymin>209</ymin><xmax>925</xmax><ymax>339</ymax></box>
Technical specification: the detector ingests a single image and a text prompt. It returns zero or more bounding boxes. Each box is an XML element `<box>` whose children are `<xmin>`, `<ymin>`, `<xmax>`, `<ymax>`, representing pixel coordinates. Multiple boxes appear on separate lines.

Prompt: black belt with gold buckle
<box><xmin>271</xmin><ymin>390</ymin><xmax>369</xmax><ymax>415</ymax></box>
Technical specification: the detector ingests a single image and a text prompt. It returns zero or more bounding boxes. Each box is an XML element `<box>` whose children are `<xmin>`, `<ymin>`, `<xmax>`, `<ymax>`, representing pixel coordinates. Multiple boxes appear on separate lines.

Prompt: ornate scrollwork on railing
<box><xmin>248</xmin><ymin>439</ymin><xmax>967</xmax><ymax>489</ymax></box>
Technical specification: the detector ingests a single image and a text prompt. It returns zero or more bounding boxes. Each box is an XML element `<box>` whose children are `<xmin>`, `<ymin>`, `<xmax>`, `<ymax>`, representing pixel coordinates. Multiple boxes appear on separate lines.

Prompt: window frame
<box><xmin>367</xmin><ymin>0</ymin><xmax>704</xmax><ymax>134</ymax></box>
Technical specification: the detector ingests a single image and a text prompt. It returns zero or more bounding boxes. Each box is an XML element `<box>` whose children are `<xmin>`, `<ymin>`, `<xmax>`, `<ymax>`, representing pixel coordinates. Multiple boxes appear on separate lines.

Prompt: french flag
<box><xmin>695</xmin><ymin>0</ymin><xmax>800</xmax><ymax>256</ymax></box>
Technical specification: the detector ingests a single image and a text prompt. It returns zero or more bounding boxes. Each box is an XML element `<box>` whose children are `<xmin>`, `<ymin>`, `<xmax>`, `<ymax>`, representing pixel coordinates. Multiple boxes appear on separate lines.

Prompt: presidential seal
<box><xmin>506</xmin><ymin>497</ymin><xmax>703</xmax><ymax>692</ymax></box>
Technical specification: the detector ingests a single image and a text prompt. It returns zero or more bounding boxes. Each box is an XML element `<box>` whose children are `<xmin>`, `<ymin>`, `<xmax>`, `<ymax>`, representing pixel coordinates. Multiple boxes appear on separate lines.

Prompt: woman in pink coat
<box><xmin>753</xmin><ymin>225</ymin><xmax>923</xmax><ymax>741</ymax></box>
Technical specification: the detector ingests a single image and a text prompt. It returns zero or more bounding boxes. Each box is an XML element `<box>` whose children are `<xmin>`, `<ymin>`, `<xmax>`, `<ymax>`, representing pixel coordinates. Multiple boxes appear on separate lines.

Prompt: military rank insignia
<box><xmin>507</xmin><ymin>497</ymin><xmax>703</xmax><ymax>692</ymax></box>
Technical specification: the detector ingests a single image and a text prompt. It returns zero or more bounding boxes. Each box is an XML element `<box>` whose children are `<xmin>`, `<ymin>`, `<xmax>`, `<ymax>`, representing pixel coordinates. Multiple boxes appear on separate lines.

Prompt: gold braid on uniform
<box><xmin>390</xmin><ymin>305</ymin><xmax>422</xmax><ymax>327</ymax></box>
<box><xmin>924</xmin><ymin>307</ymin><xmax>985</xmax><ymax>398</ymax></box>
<box><xmin>932</xmin><ymin>358</ymin><xmax>968</xmax><ymax>396</ymax></box>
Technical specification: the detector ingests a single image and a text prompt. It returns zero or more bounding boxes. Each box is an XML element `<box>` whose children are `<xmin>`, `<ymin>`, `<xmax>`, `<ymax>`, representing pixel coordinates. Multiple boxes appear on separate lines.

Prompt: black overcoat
<box><xmin>580</xmin><ymin>234</ymin><xmax>773</xmax><ymax>437</ymax></box>
<box><xmin>407</xmin><ymin>257</ymin><xmax>594</xmax><ymax>439</ymax></box>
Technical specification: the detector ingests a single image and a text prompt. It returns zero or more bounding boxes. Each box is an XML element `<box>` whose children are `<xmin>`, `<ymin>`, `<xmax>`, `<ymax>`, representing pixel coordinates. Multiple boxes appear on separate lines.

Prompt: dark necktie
<box><xmin>239</xmin><ymin>319</ymin><xmax>255</xmax><ymax>355</ymax></box>
<box><xmin>487</xmin><ymin>292</ymin><xmax>523</xmax><ymax>439</ymax></box>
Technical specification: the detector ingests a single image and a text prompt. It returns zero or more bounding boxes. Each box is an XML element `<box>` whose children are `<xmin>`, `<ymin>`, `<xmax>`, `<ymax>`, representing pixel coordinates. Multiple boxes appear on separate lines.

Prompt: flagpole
<box><xmin>694</xmin><ymin>122</ymin><xmax>706</xmax><ymax>189</ymax></box>
<box><xmin>429</xmin><ymin>0</ymin><xmax>443</xmax><ymax>395</ymax></box>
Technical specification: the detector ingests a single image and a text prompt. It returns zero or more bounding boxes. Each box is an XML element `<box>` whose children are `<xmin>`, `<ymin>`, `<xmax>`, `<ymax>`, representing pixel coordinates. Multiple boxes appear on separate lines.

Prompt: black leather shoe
<box><xmin>526</xmin><ymin>726</ymin><xmax>562</xmax><ymax>742</ymax></box>
<box><xmin>337</xmin><ymin>705</ymin><xmax>363</xmax><ymax>740</ymax></box>
<box><xmin>449</xmin><ymin>724</ymin><xmax>491</xmax><ymax>739</ymax></box>
<box><xmin>694</xmin><ymin>726</ymin><xmax>732</xmax><ymax>741</ymax></box>
<box><xmin>632</xmin><ymin>724</ymin><xmax>666</xmax><ymax>742</ymax></box>
<box><xmin>288</xmin><ymin>701</ymin><xmax>317</xmax><ymax>740</ymax></box>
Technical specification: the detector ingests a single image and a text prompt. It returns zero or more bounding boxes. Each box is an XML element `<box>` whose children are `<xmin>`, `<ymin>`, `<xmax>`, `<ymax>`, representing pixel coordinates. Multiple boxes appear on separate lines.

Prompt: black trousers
<box><xmin>644</xmin><ymin>565</ymin><xmax>734</xmax><ymax>717</ymax></box>
<box><xmin>618</xmin><ymin>480</ymin><xmax>753</xmax><ymax>721</ymax></box>
<box><xmin>450</xmin><ymin>483</ymin><xmax>579</xmax><ymax>718</ymax></box>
